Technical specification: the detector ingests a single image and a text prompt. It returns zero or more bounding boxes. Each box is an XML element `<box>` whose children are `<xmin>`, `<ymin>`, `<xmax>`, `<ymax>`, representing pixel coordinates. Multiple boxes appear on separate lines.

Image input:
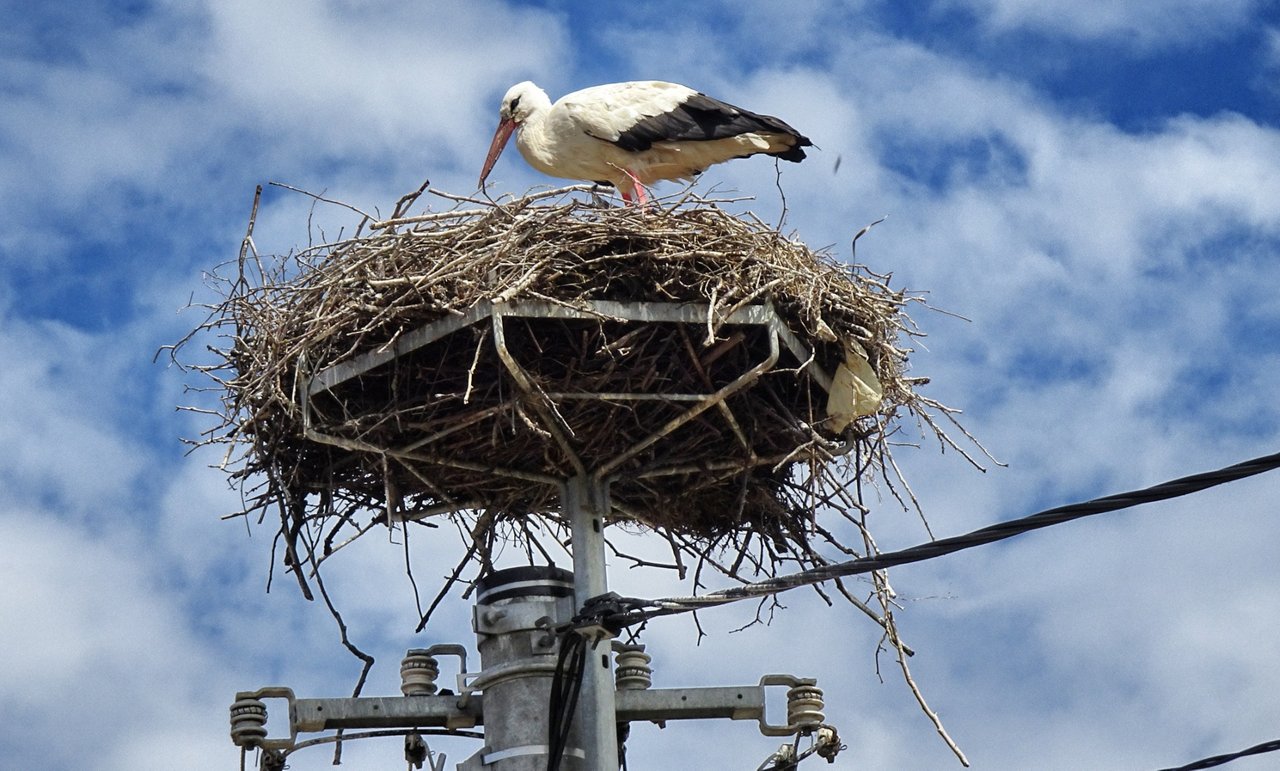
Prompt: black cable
<box><xmin>546</xmin><ymin>630</ymin><xmax>587</xmax><ymax>771</ymax></box>
<box><xmin>1156</xmin><ymin>738</ymin><xmax>1280</xmax><ymax>771</ymax></box>
<box><xmin>546</xmin><ymin>635</ymin><xmax>571</xmax><ymax>770</ymax></box>
<box><xmin>613</xmin><ymin>450</ymin><xmax>1280</xmax><ymax>623</ymax></box>
<box><xmin>617</xmin><ymin>721</ymin><xmax>630</xmax><ymax>771</ymax></box>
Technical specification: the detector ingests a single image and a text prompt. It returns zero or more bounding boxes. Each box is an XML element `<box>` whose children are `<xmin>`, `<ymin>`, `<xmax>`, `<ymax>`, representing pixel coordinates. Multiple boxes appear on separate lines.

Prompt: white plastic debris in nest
<box><xmin>826</xmin><ymin>344</ymin><xmax>883</xmax><ymax>432</ymax></box>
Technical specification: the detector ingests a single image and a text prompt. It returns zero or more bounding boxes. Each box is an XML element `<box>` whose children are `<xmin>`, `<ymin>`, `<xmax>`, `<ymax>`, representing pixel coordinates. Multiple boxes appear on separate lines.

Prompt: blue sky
<box><xmin>3</xmin><ymin>1</ymin><xmax>1280</xmax><ymax>769</ymax></box>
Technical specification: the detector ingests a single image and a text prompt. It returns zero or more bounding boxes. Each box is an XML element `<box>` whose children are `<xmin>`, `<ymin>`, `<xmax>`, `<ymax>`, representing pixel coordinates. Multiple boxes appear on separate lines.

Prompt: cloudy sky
<box><xmin>4</xmin><ymin>1</ymin><xmax>1280</xmax><ymax>769</ymax></box>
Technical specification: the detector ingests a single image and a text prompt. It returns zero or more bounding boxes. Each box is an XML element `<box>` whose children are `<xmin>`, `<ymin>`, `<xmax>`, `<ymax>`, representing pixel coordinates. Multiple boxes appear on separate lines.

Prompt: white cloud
<box><xmin>0</xmin><ymin>509</ymin><xmax>238</xmax><ymax>770</ymax></box>
<box><xmin>0</xmin><ymin>0</ymin><xmax>569</xmax><ymax>266</ymax></box>
<box><xmin>917</xmin><ymin>478</ymin><xmax>1280</xmax><ymax>768</ymax></box>
<box><xmin>191</xmin><ymin>0</ymin><xmax>568</xmax><ymax>166</ymax></box>
<box><xmin>945</xmin><ymin>0</ymin><xmax>1262</xmax><ymax>47</ymax></box>
<box><xmin>0</xmin><ymin>312</ymin><xmax>149</xmax><ymax>514</ymax></box>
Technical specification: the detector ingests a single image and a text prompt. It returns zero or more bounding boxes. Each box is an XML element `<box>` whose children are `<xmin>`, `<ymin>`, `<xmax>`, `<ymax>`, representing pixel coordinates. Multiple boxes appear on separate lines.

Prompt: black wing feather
<box><xmin>609</xmin><ymin>93</ymin><xmax>812</xmax><ymax>162</ymax></box>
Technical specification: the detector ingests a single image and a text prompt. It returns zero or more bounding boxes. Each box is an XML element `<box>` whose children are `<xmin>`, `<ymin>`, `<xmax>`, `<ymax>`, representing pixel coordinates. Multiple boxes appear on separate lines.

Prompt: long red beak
<box><xmin>479</xmin><ymin>117</ymin><xmax>516</xmax><ymax>189</ymax></box>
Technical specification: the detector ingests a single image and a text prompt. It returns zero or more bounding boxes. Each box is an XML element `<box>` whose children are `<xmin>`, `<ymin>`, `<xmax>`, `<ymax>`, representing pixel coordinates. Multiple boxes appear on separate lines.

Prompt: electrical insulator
<box><xmin>401</xmin><ymin>649</ymin><xmax>441</xmax><ymax>696</ymax></box>
<box><xmin>815</xmin><ymin>725</ymin><xmax>843</xmax><ymax>762</ymax></box>
<box><xmin>405</xmin><ymin>731</ymin><xmax>428</xmax><ymax>769</ymax></box>
<box><xmin>786</xmin><ymin>682</ymin><xmax>825</xmax><ymax>732</ymax></box>
<box><xmin>229</xmin><ymin>693</ymin><xmax>268</xmax><ymax>748</ymax></box>
<box><xmin>614</xmin><ymin>645</ymin><xmax>653</xmax><ymax>690</ymax></box>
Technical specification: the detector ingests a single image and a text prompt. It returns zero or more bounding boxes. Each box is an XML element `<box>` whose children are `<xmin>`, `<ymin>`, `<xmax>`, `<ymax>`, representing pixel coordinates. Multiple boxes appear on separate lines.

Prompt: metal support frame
<box><xmin>297</xmin><ymin>299</ymin><xmax>847</xmax><ymax>520</ymax></box>
<box><xmin>231</xmin><ymin>673</ymin><xmax>820</xmax><ymax>753</ymax></box>
<box><xmin>305</xmin><ymin>299</ymin><xmax>829</xmax><ymax>399</ymax></box>
<box><xmin>298</xmin><ymin>298</ymin><xmax>843</xmax><ymax>514</ymax></box>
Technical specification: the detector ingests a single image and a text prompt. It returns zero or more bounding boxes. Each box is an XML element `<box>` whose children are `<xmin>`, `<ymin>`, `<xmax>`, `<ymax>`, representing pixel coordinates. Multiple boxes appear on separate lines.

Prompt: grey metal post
<box><xmin>463</xmin><ymin>566</ymin><xmax>577</xmax><ymax>770</ymax></box>
<box><xmin>564</xmin><ymin>475</ymin><xmax>620</xmax><ymax>770</ymax></box>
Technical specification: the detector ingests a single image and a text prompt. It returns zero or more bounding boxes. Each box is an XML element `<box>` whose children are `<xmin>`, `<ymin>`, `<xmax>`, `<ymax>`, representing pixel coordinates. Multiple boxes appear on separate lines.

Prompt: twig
<box><xmin>269</xmin><ymin>181</ymin><xmax>376</xmax><ymax>222</ymax></box>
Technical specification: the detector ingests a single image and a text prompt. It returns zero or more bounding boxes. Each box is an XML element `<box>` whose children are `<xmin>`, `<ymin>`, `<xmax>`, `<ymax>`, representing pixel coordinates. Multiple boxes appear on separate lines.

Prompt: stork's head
<box><xmin>479</xmin><ymin>81</ymin><xmax>550</xmax><ymax>189</ymax></box>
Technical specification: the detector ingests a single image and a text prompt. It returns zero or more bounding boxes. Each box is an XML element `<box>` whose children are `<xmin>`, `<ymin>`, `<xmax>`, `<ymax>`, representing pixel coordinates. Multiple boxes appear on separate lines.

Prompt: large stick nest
<box><xmin>179</xmin><ymin>184</ymin><xmax>970</xmax><ymax>615</ymax></box>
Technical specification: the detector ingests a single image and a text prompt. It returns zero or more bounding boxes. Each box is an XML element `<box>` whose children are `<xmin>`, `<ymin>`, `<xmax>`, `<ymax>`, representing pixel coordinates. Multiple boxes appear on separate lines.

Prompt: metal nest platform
<box><xmin>179</xmin><ymin>184</ymin><xmax>967</xmax><ymax>613</ymax></box>
<box><xmin>304</xmin><ymin>296</ymin><xmax>848</xmax><ymax>533</ymax></box>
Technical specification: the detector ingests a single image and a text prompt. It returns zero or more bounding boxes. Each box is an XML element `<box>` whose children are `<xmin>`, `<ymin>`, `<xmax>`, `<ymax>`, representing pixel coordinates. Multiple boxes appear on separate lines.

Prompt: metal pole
<box><xmin>564</xmin><ymin>474</ymin><xmax>620</xmax><ymax>770</ymax></box>
<box><xmin>462</xmin><ymin>567</ymin><xmax>576</xmax><ymax>770</ymax></box>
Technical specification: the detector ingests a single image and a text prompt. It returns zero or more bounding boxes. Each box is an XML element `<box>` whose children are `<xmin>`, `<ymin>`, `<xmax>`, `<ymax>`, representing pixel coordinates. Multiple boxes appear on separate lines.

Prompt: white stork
<box><xmin>478</xmin><ymin>80</ymin><xmax>812</xmax><ymax>204</ymax></box>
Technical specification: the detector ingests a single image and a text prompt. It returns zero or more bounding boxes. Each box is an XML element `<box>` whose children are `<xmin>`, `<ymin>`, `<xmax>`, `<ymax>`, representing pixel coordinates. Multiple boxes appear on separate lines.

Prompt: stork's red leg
<box><xmin>621</xmin><ymin>169</ymin><xmax>649</xmax><ymax>206</ymax></box>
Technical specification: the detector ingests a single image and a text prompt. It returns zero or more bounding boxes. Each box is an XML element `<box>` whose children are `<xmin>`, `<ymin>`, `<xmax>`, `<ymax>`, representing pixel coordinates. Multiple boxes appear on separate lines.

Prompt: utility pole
<box><xmin>563</xmin><ymin>474</ymin><xmax>619</xmax><ymax>769</ymax></box>
<box><xmin>461</xmin><ymin>566</ymin><xmax>578</xmax><ymax>769</ymax></box>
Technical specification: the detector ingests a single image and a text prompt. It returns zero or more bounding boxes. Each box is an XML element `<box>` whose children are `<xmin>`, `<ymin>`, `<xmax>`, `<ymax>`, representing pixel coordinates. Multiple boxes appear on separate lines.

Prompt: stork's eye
<box><xmin>510</xmin><ymin>95</ymin><xmax>522</xmax><ymax>112</ymax></box>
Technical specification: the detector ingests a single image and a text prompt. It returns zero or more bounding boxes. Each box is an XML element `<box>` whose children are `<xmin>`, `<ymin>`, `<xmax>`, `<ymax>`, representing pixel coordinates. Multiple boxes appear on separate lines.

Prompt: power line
<box><xmin>604</xmin><ymin>450</ymin><xmax>1280</xmax><ymax>624</ymax></box>
<box><xmin>1157</xmin><ymin>737</ymin><xmax>1280</xmax><ymax>770</ymax></box>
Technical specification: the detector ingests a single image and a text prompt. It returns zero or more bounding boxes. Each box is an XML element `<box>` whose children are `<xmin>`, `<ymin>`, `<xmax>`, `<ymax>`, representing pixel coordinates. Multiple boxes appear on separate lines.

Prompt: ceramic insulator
<box><xmin>786</xmin><ymin>683</ymin><xmax>825</xmax><ymax>731</ymax></box>
<box><xmin>400</xmin><ymin>649</ymin><xmax>441</xmax><ymax>696</ymax></box>
<box><xmin>614</xmin><ymin>647</ymin><xmax>653</xmax><ymax>690</ymax></box>
<box><xmin>229</xmin><ymin>695</ymin><xmax>268</xmax><ymax>748</ymax></box>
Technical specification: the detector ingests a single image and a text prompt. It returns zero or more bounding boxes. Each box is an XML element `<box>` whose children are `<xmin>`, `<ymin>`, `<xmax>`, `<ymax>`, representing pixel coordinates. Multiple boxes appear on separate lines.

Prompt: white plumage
<box><xmin>479</xmin><ymin>80</ymin><xmax>812</xmax><ymax>203</ymax></box>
